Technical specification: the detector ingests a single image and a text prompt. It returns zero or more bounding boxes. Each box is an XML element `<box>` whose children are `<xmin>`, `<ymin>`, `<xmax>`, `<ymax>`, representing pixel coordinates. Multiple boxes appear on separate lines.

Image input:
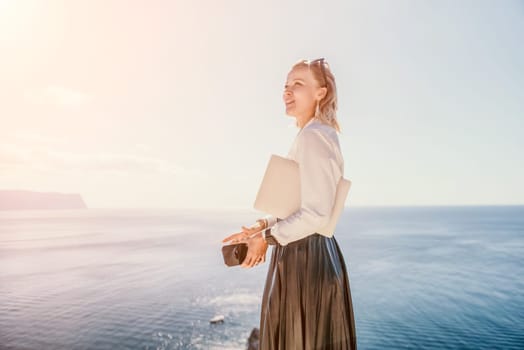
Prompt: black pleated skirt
<box><xmin>259</xmin><ymin>233</ymin><xmax>357</xmax><ymax>350</ymax></box>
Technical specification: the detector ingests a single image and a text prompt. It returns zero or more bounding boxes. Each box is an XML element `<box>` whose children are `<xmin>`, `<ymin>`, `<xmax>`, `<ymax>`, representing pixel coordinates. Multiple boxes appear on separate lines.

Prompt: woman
<box><xmin>222</xmin><ymin>58</ymin><xmax>357</xmax><ymax>349</ymax></box>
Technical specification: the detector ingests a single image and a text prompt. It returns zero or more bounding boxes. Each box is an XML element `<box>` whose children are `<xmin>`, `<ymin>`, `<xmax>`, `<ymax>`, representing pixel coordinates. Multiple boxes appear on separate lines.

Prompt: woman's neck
<box><xmin>297</xmin><ymin>115</ymin><xmax>315</xmax><ymax>129</ymax></box>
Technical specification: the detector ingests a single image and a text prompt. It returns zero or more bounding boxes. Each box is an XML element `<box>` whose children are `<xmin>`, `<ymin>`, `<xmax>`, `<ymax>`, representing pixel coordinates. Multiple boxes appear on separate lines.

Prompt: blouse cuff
<box><xmin>262</xmin><ymin>214</ymin><xmax>279</xmax><ymax>228</ymax></box>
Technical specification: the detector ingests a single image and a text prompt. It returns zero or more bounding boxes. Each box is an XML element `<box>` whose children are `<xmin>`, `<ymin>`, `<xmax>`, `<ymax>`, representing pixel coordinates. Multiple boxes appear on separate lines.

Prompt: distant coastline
<box><xmin>0</xmin><ymin>190</ymin><xmax>87</xmax><ymax>210</ymax></box>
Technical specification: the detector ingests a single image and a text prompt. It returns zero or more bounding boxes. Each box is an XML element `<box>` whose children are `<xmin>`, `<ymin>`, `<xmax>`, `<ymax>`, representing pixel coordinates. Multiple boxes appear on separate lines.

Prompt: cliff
<box><xmin>0</xmin><ymin>190</ymin><xmax>88</xmax><ymax>210</ymax></box>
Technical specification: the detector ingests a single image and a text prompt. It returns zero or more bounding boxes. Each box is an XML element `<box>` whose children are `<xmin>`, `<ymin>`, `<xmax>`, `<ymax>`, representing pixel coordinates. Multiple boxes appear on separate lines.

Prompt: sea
<box><xmin>0</xmin><ymin>205</ymin><xmax>523</xmax><ymax>350</ymax></box>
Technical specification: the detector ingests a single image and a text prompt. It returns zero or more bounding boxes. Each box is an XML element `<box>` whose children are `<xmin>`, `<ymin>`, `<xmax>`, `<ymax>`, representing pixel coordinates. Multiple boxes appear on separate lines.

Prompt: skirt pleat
<box><xmin>259</xmin><ymin>233</ymin><xmax>357</xmax><ymax>350</ymax></box>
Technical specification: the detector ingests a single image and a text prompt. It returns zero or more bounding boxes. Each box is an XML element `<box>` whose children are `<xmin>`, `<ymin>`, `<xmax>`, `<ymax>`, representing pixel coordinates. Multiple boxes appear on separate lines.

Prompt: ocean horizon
<box><xmin>1</xmin><ymin>205</ymin><xmax>523</xmax><ymax>349</ymax></box>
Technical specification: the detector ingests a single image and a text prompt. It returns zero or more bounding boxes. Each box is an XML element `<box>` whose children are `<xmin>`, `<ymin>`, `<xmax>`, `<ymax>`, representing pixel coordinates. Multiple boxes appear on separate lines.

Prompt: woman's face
<box><xmin>283</xmin><ymin>66</ymin><xmax>326</xmax><ymax>119</ymax></box>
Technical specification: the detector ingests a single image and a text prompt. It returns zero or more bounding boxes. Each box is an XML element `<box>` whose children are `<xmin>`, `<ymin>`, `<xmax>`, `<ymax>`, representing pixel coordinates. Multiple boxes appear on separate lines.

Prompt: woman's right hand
<box><xmin>222</xmin><ymin>221</ymin><xmax>265</xmax><ymax>244</ymax></box>
<box><xmin>222</xmin><ymin>231</ymin><xmax>249</xmax><ymax>244</ymax></box>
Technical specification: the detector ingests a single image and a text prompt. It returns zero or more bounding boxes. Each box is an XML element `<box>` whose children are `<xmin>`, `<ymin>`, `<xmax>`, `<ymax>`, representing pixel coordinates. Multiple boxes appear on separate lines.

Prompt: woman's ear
<box><xmin>316</xmin><ymin>87</ymin><xmax>327</xmax><ymax>101</ymax></box>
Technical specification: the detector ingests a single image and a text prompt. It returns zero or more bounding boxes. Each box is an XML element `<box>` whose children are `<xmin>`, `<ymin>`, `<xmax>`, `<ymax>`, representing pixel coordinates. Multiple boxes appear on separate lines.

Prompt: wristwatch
<box><xmin>261</xmin><ymin>228</ymin><xmax>279</xmax><ymax>245</ymax></box>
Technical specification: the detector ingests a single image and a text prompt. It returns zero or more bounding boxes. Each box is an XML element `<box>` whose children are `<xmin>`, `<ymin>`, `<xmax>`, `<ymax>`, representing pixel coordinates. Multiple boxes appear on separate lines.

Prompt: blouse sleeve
<box><xmin>260</xmin><ymin>214</ymin><xmax>279</xmax><ymax>228</ymax></box>
<box><xmin>269</xmin><ymin>128</ymin><xmax>342</xmax><ymax>246</ymax></box>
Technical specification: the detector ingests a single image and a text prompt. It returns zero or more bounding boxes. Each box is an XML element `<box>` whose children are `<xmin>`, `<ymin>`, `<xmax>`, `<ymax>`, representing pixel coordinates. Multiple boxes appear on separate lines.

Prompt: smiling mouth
<box><xmin>285</xmin><ymin>101</ymin><xmax>295</xmax><ymax>107</ymax></box>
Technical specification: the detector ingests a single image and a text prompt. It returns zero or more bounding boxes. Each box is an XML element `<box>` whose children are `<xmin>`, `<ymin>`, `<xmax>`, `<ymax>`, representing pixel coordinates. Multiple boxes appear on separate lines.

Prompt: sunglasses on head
<box><xmin>309</xmin><ymin>58</ymin><xmax>328</xmax><ymax>87</ymax></box>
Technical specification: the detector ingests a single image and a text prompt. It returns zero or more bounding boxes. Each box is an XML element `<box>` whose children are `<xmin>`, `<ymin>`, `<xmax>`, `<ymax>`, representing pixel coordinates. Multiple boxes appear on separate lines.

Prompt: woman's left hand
<box><xmin>241</xmin><ymin>234</ymin><xmax>268</xmax><ymax>268</ymax></box>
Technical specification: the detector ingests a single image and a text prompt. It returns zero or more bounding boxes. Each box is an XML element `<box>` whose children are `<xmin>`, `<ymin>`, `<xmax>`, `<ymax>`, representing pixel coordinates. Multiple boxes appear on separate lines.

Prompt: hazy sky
<box><xmin>1</xmin><ymin>0</ymin><xmax>523</xmax><ymax>209</ymax></box>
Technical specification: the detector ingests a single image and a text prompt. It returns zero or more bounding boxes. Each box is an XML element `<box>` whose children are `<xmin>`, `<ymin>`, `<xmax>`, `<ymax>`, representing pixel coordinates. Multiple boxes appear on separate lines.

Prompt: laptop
<box><xmin>253</xmin><ymin>154</ymin><xmax>351</xmax><ymax>236</ymax></box>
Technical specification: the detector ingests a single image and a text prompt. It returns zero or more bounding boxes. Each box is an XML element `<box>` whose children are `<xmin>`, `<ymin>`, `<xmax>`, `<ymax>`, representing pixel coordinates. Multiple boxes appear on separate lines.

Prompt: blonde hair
<box><xmin>290</xmin><ymin>58</ymin><xmax>341</xmax><ymax>133</ymax></box>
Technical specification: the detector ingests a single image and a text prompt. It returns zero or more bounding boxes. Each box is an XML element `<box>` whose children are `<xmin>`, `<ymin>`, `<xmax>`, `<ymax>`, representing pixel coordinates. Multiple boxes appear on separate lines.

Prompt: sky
<box><xmin>0</xmin><ymin>0</ymin><xmax>523</xmax><ymax>209</ymax></box>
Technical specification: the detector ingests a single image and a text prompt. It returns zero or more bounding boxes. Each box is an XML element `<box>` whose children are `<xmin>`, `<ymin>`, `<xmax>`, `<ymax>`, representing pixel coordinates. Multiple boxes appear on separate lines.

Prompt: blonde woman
<box><xmin>222</xmin><ymin>58</ymin><xmax>357</xmax><ymax>349</ymax></box>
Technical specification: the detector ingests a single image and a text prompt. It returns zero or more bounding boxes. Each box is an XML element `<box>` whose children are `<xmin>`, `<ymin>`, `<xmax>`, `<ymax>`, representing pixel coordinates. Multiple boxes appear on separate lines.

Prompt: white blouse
<box><xmin>262</xmin><ymin>117</ymin><xmax>344</xmax><ymax>246</ymax></box>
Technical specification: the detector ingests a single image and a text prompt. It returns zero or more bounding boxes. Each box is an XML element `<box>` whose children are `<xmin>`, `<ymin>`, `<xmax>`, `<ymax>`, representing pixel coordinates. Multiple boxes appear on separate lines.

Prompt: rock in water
<box><xmin>209</xmin><ymin>314</ymin><xmax>224</xmax><ymax>324</ymax></box>
<box><xmin>247</xmin><ymin>327</ymin><xmax>259</xmax><ymax>350</ymax></box>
